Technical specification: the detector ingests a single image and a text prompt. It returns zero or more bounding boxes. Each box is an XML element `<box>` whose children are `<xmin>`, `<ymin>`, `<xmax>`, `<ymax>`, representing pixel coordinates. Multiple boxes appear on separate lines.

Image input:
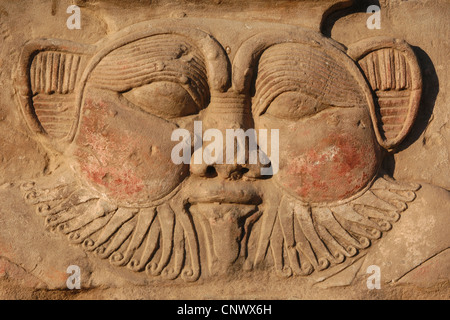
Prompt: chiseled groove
<box><xmin>69</xmin><ymin>54</ymin><xmax>80</xmax><ymax>92</ymax></box>
<box><xmin>45</xmin><ymin>52</ymin><xmax>53</xmax><ymax>94</ymax></box>
<box><xmin>378</xmin><ymin>49</ymin><xmax>387</xmax><ymax>90</ymax></box>
<box><xmin>256</xmin><ymin>72</ymin><xmax>329</xmax><ymax>99</ymax></box>
<box><xmin>379</xmin><ymin>107</ymin><xmax>408</xmax><ymax>116</ymax></box>
<box><xmin>62</xmin><ymin>54</ymin><xmax>73</xmax><ymax>94</ymax></box>
<box><xmin>51</xmin><ymin>53</ymin><xmax>60</xmax><ymax>93</ymax></box>
<box><xmin>103</xmin><ymin>36</ymin><xmax>194</xmax><ymax>58</ymax></box>
<box><xmin>380</xmin><ymin>116</ymin><xmax>406</xmax><ymax>125</ymax></box>
<box><xmin>94</xmin><ymin>50</ymin><xmax>205</xmax><ymax>74</ymax></box>
<box><xmin>400</xmin><ymin>52</ymin><xmax>407</xmax><ymax>89</ymax></box>
<box><xmin>58</xmin><ymin>53</ymin><xmax>66</xmax><ymax>93</ymax></box>
<box><xmin>91</xmin><ymin>64</ymin><xmax>208</xmax><ymax>91</ymax></box>
<box><xmin>256</xmin><ymin>75</ymin><xmax>325</xmax><ymax>103</ymax></box>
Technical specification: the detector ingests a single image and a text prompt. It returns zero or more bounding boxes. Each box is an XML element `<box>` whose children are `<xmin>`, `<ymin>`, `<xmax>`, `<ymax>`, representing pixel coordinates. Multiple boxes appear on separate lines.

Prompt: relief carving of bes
<box><xmin>15</xmin><ymin>17</ymin><xmax>449</xmax><ymax>284</ymax></box>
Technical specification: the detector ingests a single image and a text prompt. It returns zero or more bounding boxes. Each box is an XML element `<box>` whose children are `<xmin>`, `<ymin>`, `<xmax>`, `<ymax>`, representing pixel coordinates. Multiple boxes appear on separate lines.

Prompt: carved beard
<box><xmin>20</xmin><ymin>164</ymin><xmax>419</xmax><ymax>281</ymax></box>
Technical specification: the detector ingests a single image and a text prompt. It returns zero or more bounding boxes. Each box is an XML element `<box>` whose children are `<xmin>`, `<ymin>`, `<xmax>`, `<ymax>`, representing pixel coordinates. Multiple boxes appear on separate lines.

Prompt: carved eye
<box><xmin>122</xmin><ymin>81</ymin><xmax>199</xmax><ymax>119</ymax></box>
<box><xmin>263</xmin><ymin>91</ymin><xmax>329</xmax><ymax>120</ymax></box>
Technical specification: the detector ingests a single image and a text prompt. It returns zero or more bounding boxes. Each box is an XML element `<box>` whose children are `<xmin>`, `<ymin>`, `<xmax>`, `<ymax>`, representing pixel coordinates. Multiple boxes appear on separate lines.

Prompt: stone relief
<box><xmin>1</xmin><ymin>0</ymin><xmax>448</xmax><ymax>297</ymax></box>
<box><xmin>14</xmin><ymin>18</ymin><xmax>439</xmax><ymax>281</ymax></box>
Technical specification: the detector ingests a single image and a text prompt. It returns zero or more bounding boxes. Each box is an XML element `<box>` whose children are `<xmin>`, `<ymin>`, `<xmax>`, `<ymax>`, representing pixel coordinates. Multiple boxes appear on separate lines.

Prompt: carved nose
<box><xmin>189</xmin><ymin>91</ymin><xmax>265</xmax><ymax>180</ymax></box>
<box><xmin>190</xmin><ymin>148</ymin><xmax>262</xmax><ymax>180</ymax></box>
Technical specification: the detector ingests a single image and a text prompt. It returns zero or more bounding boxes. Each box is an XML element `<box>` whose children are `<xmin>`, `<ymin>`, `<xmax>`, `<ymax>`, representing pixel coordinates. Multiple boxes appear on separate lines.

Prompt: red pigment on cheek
<box><xmin>83</xmin><ymin>165</ymin><xmax>144</xmax><ymax>197</ymax></box>
<box><xmin>75</xmin><ymin>98</ymin><xmax>145</xmax><ymax>199</ymax></box>
<box><xmin>283</xmin><ymin>133</ymin><xmax>376</xmax><ymax>202</ymax></box>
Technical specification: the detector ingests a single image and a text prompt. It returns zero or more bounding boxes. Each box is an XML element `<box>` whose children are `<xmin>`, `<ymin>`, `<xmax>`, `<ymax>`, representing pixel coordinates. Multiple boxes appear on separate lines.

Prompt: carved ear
<box><xmin>347</xmin><ymin>37</ymin><xmax>422</xmax><ymax>151</ymax></box>
<box><xmin>15</xmin><ymin>39</ymin><xmax>95</xmax><ymax>150</ymax></box>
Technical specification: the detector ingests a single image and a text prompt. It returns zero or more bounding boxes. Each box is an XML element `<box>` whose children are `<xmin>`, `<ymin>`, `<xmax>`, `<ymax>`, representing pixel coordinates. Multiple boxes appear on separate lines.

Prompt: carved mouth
<box><xmin>190</xmin><ymin>203</ymin><xmax>258</xmax><ymax>219</ymax></box>
<box><xmin>185</xmin><ymin>179</ymin><xmax>263</xmax><ymax>205</ymax></box>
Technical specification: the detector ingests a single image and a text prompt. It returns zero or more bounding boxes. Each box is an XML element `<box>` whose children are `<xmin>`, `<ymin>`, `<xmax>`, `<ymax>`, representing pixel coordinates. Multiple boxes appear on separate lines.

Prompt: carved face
<box><xmin>66</xmin><ymin>33</ymin><xmax>384</xmax><ymax>208</ymax></box>
<box><xmin>17</xmin><ymin>19</ymin><xmax>421</xmax><ymax>279</ymax></box>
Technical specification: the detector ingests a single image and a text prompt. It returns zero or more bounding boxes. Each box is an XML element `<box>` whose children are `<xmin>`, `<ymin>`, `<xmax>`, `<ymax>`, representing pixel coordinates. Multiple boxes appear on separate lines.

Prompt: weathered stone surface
<box><xmin>0</xmin><ymin>0</ymin><xmax>448</xmax><ymax>299</ymax></box>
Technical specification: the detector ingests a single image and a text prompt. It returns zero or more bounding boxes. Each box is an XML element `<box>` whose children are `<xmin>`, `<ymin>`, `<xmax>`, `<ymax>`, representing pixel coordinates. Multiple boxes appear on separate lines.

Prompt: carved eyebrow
<box><xmin>89</xmin><ymin>34</ymin><xmax>210</xmax><ymax>109</ymax></box>
<box><xmin>253</xmin><ymin>43</ymin><xmax>366</xmax><ymax>116</ymax></box>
